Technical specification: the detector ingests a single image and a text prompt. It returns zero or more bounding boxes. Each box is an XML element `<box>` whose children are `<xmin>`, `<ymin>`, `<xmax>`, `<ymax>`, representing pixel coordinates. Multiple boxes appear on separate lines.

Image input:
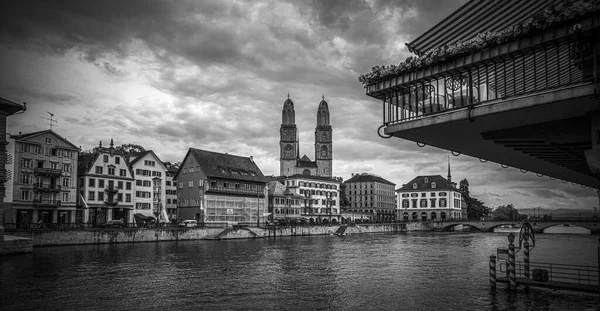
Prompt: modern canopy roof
<box><xmin>405</xmin><ymin>0</ymin><xmax>561</xmax><ymax>56</ymax></box>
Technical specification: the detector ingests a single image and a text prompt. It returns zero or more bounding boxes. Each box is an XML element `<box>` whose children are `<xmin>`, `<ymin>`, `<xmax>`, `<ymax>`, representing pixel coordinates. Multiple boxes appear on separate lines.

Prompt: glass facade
<box><xmin>204</xmin><ymin>195</ymin><xmax>266</xmax><ymax>223</ymax></box>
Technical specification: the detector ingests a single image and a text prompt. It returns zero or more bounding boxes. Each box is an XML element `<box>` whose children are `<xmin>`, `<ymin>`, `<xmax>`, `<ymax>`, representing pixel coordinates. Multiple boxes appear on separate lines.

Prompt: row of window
<box><xmin>135</xmin><ymin>180</ymin><xmax>152</xmax><ymax>187</ymax></box>
<box><xmin>87</xmin><ymin>178</ymin><xmax>132</xmax><ymax>190</ymax></box>
<box><xmin>135</xmin><ymin>191</ymin><xmax>151</xmax><ymax>198</ymax></box>
<box><xmin>135</xmin><ymin>169</ymin><xmax>162</xmax><ymax>177</ymax></box>
<box><xmin>401</xmin><ymin>192</ymin><xmax>448</xmax><ymax>198</ymax></box>
<box><xmin>87</xmin><ymin>191</ymin><xmax>130</xmax><ymax>202</ymax></box>
<box><xmin>18</xmin><ymin>191</ymin><xmax>71</xmax><ymax>202</ymax></box>
<box><xmin>272</xmin><ymin>198</ymin><xmax>301</xmax><ymax>206</ymax></box>
<box><xmin>136</xmin><ymin>203</ymin><xmax>151</xmax><ymax>209</ymax></box>
<box><xmin>102</xmin><ymin>155</ymin><xmax>121</xmax><ymax>164</ymax></box>
<box><xmin>95</xmin><ymin>166</ymin><xmax>128</xmax><ymax>177</ymax></box>
<box><xmin>299</xmin><ymin>189</ymin><xmax>337</xmax><ymax>197</ymax></box>
<box><xmin>349</xmin><ymin>202</ymin><xmax>396</xmax><ymax>208</ymax></box>
<box><xmin>346</xmin><ymin>182</ymin><xmax>394</xmax><ymax>190</ymax></box>
<box><xmin>144</xmin><ymin>160</ymin><xmax>156</xmax><ymax>167</ymax></box>
<box><xmin>166</xmin><ymin>190</ymin><xmax>177</xmax><ymax>195</ymax></box>
<box><xmin>166</xmin><ymin>198</ymin><xmax>178</xmax><ymax>204</ymax></box>
<box><xmin>19</xmin><ymin>143</ymin><xmax>76</xmax><ymax>159</ymax></box>
<box><xmin>20</xmin><ymin>159</ymin><xmax>71</xmax><ymax>171</ymax></box>
<box><xmin>347</xmin><ymin>189</ymin><xmax>395</xmax><ymax>195</ymax></box>
<box><xmin>19</xmin><ymin>175</ymin><xmax>72</xmax><ymax>187</ymax></box>
<box><xmin>401</xmin><ymin>198</ymin><xmax>450</xmax><ymax>208</ymax></box>
<box><xmin>292</xmin><ymin>180</ymin><xmax>338</xmax><ymax>190</ymax></box>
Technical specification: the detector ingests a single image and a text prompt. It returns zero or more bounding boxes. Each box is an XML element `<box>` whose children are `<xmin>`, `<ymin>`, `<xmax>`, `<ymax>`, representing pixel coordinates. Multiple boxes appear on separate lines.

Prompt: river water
<box><xmin>1</xmin><ymin>232</ymin><xmax>598</xmax><ymax>311</ymax></box>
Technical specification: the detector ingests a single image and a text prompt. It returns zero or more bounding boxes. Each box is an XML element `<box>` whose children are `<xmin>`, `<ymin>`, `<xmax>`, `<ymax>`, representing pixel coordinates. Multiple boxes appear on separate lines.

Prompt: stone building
<box><xmin>344</xmin><ymin>173</ymin><xmax>396</xmax><ymax>222</ymax></box>
<box><xmin>10</xmin><ymin>129</ymin><xmax>79</xmax><ymax>226</ymax></box>
<box><xmin>280</xmin><ymin>95</ymin><xmax>333</xmax><ymax>177</ymax></box>
<box><xmin>175</xmin><ymin>148</ymin><xmax>268</xmax><ymax>226</ymax></box>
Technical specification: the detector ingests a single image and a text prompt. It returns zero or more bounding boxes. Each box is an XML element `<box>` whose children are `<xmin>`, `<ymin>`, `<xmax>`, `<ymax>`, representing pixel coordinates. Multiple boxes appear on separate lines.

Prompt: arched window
<box><xmin>284</xmin><ymin>145</ymin><xmax>293</xmax><ymax>158</ymax></box>
<box><xmin>412</xmin><ymin>183</ymin><xmax>418</xmax><ymax>189</ymax></box>
<box><xmin>431</xmin><ymin>182</ymin><xmax>436</xmax><ymax>188</ymax></box>
<box><xmin>320</xmin><ymin>145</ymin><xmax>328</xmax><ymax>158</ymax></box>
<box><xmin>303</xmin><ymin>169</ymin><xmax>311</xmax><ymax>176</ymax></box>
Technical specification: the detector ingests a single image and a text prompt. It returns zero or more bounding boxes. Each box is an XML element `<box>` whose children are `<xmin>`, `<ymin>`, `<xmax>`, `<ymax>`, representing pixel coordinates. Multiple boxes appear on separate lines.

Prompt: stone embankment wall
<box><xmin>9</xmin><ymin>223</ymin><xmax>432</xmax><ymax>247</ymax></box>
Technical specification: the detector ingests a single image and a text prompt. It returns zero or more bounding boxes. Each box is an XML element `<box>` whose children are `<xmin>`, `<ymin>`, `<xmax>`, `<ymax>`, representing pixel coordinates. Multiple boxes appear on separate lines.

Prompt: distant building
<box><xmin>278</xmin><ymin>174</ymin><xmax>341</xmax><ymax>224</ymax></box>
<box><xmin>77</xmin><ymin>140</ymin><xmax>134</xmax><ymax>224</ymax></box>
<box><xmin>280</xmin><ymin>95</ymin><xmax>333</xmax><ymax>177</ymax></box>
<box><xmin>266</xmin><ymin>179</ymin><xmax>303</xmax><ymax>222</ymax></box>
<box><xmin>175</xmin><ymin>148</ymin><xmax>268</xmax><ymax>225</ymax></box>
<box><xmin>396</xmin><ymin>175</ymin><xmax>463</xmax><ymax>221</ymax></box>
<box><xmin>10</xmin><ymin>130</ymin><xmax>79</xmax><ymax>226</ymax></box>
<box><xmin>164</xmin><ymin>163</ymin><xmax>178</xmax><ymax>222</ymax></box>
<box><xmin>344</xmin><ymin>173</ymin><xmax>396</xmax><ymax>222</ymax></box>
<box><xmin>128</xmin><ymin>150</ymin><xmax>168</xmax><ymax>222</ymax></box>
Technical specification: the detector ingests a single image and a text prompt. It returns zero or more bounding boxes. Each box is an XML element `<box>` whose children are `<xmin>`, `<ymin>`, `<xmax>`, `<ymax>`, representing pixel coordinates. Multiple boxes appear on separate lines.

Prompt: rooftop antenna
<box><xmin>41</xmin><ymin>111</ymin><xmax>58</xmax><ymax>130</ymax></box>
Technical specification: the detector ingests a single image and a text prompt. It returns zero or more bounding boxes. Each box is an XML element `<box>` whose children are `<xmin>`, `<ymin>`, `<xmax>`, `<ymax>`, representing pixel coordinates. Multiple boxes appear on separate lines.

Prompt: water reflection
<box><xmin>1</xmin><ymin>232</ymin><xmax>597</xmax><ymax>311</ymax></box>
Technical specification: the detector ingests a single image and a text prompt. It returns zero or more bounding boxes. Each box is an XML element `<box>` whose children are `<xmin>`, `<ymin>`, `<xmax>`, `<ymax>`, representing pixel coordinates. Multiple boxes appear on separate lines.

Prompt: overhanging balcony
<box><xmin>366</xmin><ymin>21</ymin><xmax>600</xmax><ymax>188</ymax></box>
<box><xmin>33</xmin><ymin>183</ymin><xmax>61</xmax><ymax>192</ymax></box>
<box><xmin>33</xmin><ymin>167</ymin><xmax>62</xmax><ymax>176</ymax></box>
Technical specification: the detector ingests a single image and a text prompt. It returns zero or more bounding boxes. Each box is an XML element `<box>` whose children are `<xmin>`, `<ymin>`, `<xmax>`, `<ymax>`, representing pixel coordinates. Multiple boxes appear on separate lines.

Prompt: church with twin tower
<box><xmin>280</xmin><ymin>95</ymin><xmax>332</xmax><ymax>177</ymax></box>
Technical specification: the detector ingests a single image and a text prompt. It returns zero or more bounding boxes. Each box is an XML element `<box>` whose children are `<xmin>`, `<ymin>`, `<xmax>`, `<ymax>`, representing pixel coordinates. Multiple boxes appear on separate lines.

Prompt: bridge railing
<box><xmin>512</xmin><ymin>261</ymin><xmax>599</xmax><ymax>287</ymax></box>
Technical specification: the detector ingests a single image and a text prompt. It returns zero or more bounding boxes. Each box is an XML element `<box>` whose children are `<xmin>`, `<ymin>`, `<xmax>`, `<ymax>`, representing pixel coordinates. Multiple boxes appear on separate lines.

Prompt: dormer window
<box><xmin>412</xmin><ymin>183</ymin><xmax>418</xmax><ymax>189</ymax></box>
<box><xmin>424</xmin><ymin>177</ymin><xmax>429</xmax><ymax>183</ymax></box>
<box><xmin>431</xmin><ymin>182</ymin><xmax>436</xmax><ymax>189</ymax></box>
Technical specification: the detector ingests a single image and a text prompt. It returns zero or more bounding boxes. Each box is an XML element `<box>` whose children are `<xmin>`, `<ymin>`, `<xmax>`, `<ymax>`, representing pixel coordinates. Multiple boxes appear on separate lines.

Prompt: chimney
<box><xmin>250</xmin><ymin>155</ymin><xmax>254</xmax><ymax>162</ymax></box>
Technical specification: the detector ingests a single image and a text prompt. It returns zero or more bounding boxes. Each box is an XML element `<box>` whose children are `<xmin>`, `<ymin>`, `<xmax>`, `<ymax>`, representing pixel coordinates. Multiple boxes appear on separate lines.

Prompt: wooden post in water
<box><xmin>524</xmin><ymin>235</ymin><xmax>530</xmax><ymax>279</ymax></box>
<box><xmin>508</xmin><ymin>233</ymin><xmax>517</xmax><ymax>290</ymax></box>
<box><xmin>489</xmin><ymin>255</ymin><xmax>496</xmax><ymax>289</ymax></box>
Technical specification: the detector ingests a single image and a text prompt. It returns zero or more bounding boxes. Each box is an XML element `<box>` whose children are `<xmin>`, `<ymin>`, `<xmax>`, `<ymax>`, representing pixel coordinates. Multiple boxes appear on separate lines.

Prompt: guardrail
<box><xmin>377</xmin><ymin>37</ymin><xmax>599</xmax><ymax>125</ymax></box>
<box><xmin>501</xmin><ymin>261</ymin><xmax>600</xmax><ymax>287</ymax></box>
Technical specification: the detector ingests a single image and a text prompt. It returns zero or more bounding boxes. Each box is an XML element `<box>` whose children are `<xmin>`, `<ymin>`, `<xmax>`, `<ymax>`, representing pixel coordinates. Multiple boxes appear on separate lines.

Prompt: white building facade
<box><xmin>396</xmin><ymin>175</ymin><xmax>462</xmax><ymax>221</ymax></box>
<box><xmin>129</xmin><ymin>151</ymin><xmax>168</xmax><ymax>222</ymax></box>
<box><xmin>281</xmin><ymin>174</ymin><xmax>341</xmax><ymax>224</ymax></box>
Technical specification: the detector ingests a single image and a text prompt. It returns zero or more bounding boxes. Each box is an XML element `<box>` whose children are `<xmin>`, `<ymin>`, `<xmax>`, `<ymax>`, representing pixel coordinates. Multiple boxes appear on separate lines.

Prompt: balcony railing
<box><xmin>105</xmin><ymin>186</ymin><xmax>119</xmax><ymax>194</ymax></box>
<box><xmin>33</xmin><ymin>199</ymin><xmax>61</xmax><ymax>207</ymax></box>
<box><xmin>104</xmin><ymin>200</ymin><xmax>119</xmax><ymax>206</ymax></box>
<box><xmin>371</xmin><ymin>29</ymin><xmax>600</xmax><ymax>125</ymax></box>
<box><xmin>205</xmin><ymin>185</ymin><xmax>265</xmax><ymax>197</ymax></box>
<box><xmin>33</xmin><ymin>167</ymin><xmax>62</xmax><ymax>176</ymax></box>
<box><xmin>33</xmin><ymin>183</ymin><xmax>61</xmax><ymax>192</ymax></box>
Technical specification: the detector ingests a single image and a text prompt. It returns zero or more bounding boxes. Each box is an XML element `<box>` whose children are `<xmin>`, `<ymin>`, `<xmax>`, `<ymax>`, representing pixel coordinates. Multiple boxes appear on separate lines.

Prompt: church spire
<box><xmin>447</xmin><ymin>155</ymin><xmax>452</xmax><ymax>183</ymax></box>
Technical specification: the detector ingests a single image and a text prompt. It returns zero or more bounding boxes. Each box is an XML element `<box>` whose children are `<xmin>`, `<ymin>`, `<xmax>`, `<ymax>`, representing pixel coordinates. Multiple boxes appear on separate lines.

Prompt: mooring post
<box><xmin>489</xmin><ymin>254</ymin><xmax>496</xmax><ymax>289</ymax></box>
<box><xmin>508</xmin><ymin>233</ymin><xmax>517</xmax><ymax>290</ymax></box>
<box><xmin>524</xmin><ymin>236</ymin><xmax>530</xmax><ymax>279</ymax></box>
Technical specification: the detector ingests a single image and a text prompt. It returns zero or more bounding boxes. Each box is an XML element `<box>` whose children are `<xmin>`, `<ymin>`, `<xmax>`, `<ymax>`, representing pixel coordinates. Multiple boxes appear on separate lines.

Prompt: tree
<box><xmin>493</xmin><ymin>204</ymin><xmax>522</xmax><ymax>221</ymax></box>
<box><xmin>459</xmin><ymin>178</ymin><xmax>491</xmax><ymax>220</ymax></box>
<box><xmin>115</xmin><ymin>143</ymin><xmax>145</xmax><ymax>156</ymax></box>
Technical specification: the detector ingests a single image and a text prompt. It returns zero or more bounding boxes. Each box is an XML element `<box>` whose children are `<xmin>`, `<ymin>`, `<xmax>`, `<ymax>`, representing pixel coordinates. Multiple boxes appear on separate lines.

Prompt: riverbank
<box><xmin>7</xmin><ymin>223</ymin><xmax>433</xmax><ymax>247</ymax></box>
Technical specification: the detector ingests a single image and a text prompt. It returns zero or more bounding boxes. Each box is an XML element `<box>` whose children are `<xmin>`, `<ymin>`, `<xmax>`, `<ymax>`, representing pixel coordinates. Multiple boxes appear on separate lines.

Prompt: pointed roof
<box><xmin>318</xmin><ymin>95</ymin><xmax>328</xmax><ymax>110</ymax></box>
<box><xmin>179</xmin><ymin>148</ymin><xmax>267</xmax><ymax>183</ymax></box>
<box><xmin>283</xmin><ymin>93</ymin><xmax>294</xmax><ymax>109</ymax></box>
<box><xmin>11</xmin><ymin>129</ymin><xmax>79</xmax><ymax>150</ymax></box>
<box><xmin>297</xmin><ymin>154</ymin><xmax>318</xmax><ymax>168</ymax></box>
<box><xmin>397</xmin><ymin>175</ymin><xmax>456</xmax><ymax>191</ymax></box>
<box><xmin>345</xmin><ymin>173</ymin><xmax>395</xmax><ymax>186</ymax></box>
<box><xmin>0</xmin><ymin>96</ymin><xmax>26</xmax><ymax>115</ymax></box>
<box><xmin>128</xmin><ymin>150</ymin><xmax>168</xmax><ymax>171</ymax></box>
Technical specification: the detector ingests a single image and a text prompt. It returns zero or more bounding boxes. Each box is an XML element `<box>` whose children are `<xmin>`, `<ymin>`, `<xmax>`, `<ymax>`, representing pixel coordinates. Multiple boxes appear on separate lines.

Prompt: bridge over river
<box><xmin>428</xmin><ymin>220</ymin><xmax>600</xmax><ymax>234</ymax></box>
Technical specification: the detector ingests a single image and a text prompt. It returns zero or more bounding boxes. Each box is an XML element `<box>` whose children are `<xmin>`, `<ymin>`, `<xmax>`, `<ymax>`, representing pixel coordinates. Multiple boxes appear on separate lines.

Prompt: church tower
<box><xmin>280</xmin><ymin>95</ymin><xmax>299</xmax><ymax>176</ymax></box>
<box><xmin>315</xmin><ymin>95</ymin><xmax>332</xmax><ymax>177</ymax></box>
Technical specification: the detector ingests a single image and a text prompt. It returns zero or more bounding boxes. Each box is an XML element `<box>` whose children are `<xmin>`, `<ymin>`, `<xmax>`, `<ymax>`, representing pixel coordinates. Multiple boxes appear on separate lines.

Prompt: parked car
<box><xmin>178</xmin><ymin>220</ymin><xmax>197</xmax><ymax>228</ymax></box>
<box><xmin>105</xmin><ymin>220</ymin><xmax>125</xmax><ymax>228</ymax></box>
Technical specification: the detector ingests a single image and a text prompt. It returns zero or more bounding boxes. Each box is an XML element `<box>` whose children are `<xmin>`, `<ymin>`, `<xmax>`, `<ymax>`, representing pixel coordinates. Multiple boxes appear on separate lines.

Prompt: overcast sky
<box><xmin>1</xmin><ymin>0</ymin><xmax>596</xmax><ymax>213</ymax></box>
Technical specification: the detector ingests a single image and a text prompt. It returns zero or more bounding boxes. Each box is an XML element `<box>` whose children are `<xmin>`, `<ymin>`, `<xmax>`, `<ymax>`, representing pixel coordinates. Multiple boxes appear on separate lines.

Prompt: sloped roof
<box><xmin>285</xmin><ymin>174</ymin><xmax>340</xmax><ymax>183</ymax></box>
<box><xmin>397</xmin><ymin>175</ymin><xmax>456</xmax><ymax>191</ymax></box>
<box><xmin>128</xmin><ymin>150</ymin><xmax>168</xmax><ymax>172</ymax></box>
<box><xmin>0</xmin><ymin>96</ymin><xmax>26</xmax><ymax>115</ymax></box>
<box><xmin>187</xmin><ymin>148</ymin><xmax>267</xmax><ymax>183</ymax></box>
<box><xmin>12</xmin><ymin>129</ymin><xmax>79</xmax><ymax>150</ymax></box>
<box><xmin>77</xmin><ymin>152</ymin><xmax>98</xmax><ymax>175</ymax></box>
<box><xmin>268</xmin><ymin>180</ymin><xmax>303</xmax><ymax>198</ymax></box>
<box><xmin>406</xmin><ymin>0</ymin><xmax>561</xmax><ymax>55</ymax></box>
<box><xmin>297</xmin><ymin>154</ymin><xmax>318</xmax><ymax>168</ymax></box>
<box><xmin>345</xmin><ymin>173</ymin><xmax>395</xmax><ymax>186</ymax></box>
